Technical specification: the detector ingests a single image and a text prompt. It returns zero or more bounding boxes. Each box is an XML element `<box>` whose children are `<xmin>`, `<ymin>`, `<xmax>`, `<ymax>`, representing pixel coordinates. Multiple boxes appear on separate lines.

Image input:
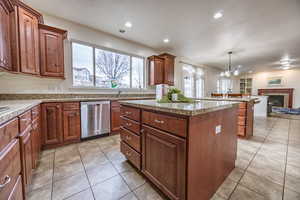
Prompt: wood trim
<box><xmin>258</xmin><ymin>88</ymin><xmax>294</xmax><ymax>108</ymax></box>
<box><xmin>10</xmin><ymin>0</ymin><xmax>44</xmax><ymax>23</ymax></box>
<box><xmin>0</xmin><ymin>0</ymin><xmax>14</xmax><ymax>12</ymax></box>
<box><xmin>38</xmin><ymin>24</ymin><xmax>68</xmax><ymax>39</ymax></box>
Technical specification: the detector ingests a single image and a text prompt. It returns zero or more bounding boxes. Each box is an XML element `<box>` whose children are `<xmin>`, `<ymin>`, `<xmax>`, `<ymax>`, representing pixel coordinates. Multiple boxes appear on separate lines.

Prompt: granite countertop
<box><xmin>198</xmin><ymin>97</ymin><xmax>258</xmax><ymax>102</ymax></box>
<box><xmin>0</xmin><ymin>100</ymin><xmax>42</xmax><ymax>125</ymax></box>
<box><xmin>119</xmin><ymin>100</ymin><xmax>239</xmax><ymax>116</ymax></box>
<box><xmin>0</xmin><ymin>96</ymin><xmax>154</xmax><ymax>125</ymax></box>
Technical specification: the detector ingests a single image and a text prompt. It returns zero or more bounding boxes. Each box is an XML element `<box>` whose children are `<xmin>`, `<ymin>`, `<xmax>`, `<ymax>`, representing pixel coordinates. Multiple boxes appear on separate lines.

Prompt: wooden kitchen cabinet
<box><xmin>148</xmin><ymin>55</ymin><xmax>164</xmax><ymax>85</ymax></box>
<box><xmin>42</xmin><ymin>102</ymin><xmax>81</xmax><ymax>149</ymax></box>
<box><xmin>63</xmin><ymin>109</ymin><xmax>80</xmax><ymax>143</ymax></box>
<box><xmin>39</xmin><ymin>24</ymin><xmax>67</xmax><ymax>78</ymax></box>
<box><xmin>148</xmin><ymin>53</ymin><xmax>176</xmax><ymax>86</ymax></box>
<box><xmin>142</xmin><ymin>125</ymin><xmax>186</xmax><ymax>200</ymax></box>
<box><xmin>19</xmin><ymin>128</ymin><xmax>33</xmax><ymax>190</ymax></box>
<box><xmin>17</xmin><ymin>6</ymin><xmax>40</xmax><ymax>75</ymax></box>
<box><xmin>159</xmin><ymin>53</ymin><xmax>176</xmax><ymax>86</ymax></box>
<box><xmin>0</xmin><ymin>0</ymin><xmax>13</xmax><ymax>71</ymax></box>
<box><xmin>110</xmin><ymin>101</ymin><xmax>121</xmax><ymax>134</ymax></box>
<box><xmin>41</xmin><ymin>103</ymin><xmax>63</xmax><ymax>147</ymax></box>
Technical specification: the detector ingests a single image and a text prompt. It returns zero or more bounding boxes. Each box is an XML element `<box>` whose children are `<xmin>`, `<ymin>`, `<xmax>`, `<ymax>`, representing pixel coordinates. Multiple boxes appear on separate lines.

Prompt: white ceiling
<box><xmin>24</xmin><ymin>0</ymin><xmax>300</xmax><ymax>72</ymax></box>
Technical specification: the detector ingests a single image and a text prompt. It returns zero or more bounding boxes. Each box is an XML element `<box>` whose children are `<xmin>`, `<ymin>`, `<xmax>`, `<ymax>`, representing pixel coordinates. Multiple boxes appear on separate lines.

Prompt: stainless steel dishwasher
<box><xmin>80</xmin><ymin>101</ymin><xmax>110</xmax><ymax>139</ymax></box>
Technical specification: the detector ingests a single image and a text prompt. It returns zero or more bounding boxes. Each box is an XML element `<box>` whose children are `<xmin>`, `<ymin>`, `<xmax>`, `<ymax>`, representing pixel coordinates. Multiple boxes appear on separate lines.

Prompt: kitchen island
<box><xmin>199</xmin><ymin>97</ymin><xmax>257</xmax><ymax>138</ymax></box>
<box><xmin>119</xmin><ymin>100</ymin><xmax>239</xmax><ymax>200</ymax></box>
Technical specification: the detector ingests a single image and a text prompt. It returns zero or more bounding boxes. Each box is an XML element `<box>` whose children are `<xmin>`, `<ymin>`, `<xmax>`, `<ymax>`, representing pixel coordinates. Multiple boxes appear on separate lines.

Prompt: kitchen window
<box><xmin>72</xmin><ymin>42</ymin><xmax>145</xmax><ymax>88</ymax></box>
<box><xmin>183</xmin><ymin>64</ymin><xmax>205</xmax><ymax>98</ymax></box>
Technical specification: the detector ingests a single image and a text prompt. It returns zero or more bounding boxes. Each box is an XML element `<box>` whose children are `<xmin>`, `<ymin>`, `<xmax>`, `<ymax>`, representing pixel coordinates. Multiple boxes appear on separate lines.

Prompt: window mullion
<box><xmin>93</xmin><ymin>47</ymin><xmax>96</xmax><ymax>87</ymax></box>
<box><xmin>130</xmin><ymin>56</ymin><xmax>132</xmax><ymax>88</ymax></box>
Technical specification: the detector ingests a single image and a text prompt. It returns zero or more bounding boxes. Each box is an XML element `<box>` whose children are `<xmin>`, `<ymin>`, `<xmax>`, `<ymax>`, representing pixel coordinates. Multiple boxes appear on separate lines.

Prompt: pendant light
<box><xmin>220</xmin><ymin>51</ymin><xmax>239</xmax><ymax>77</ymax></box>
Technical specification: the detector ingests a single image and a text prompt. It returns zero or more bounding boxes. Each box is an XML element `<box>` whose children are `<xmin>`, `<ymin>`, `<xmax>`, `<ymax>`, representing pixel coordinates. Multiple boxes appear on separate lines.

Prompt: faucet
<box><xmin>117</xmin><ymin>90</ymin><xmax>122</xmax><ymax>97</ymax></box>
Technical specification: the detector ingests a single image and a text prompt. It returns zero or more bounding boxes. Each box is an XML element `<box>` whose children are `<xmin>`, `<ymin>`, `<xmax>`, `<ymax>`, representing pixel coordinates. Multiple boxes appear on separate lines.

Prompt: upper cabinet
<box><xmin>39</xmin><ymin>24</ymin><xmax>67</xmax><ymax>78</ymax></box>
<box><xmin>0</xmin><ymin>0</ymin><xmax>13</xmax><ymax>71</ymax></box>
<box><xmin>18</xmin><ymin>6</ymin><xmax>40</xmax><ymax>75</ymax></box>
<box><xmin>9</xmin><ymin>0</ymin><xmax>43</xmax><ymax>74</ymax></box>
<box><xmin>159</xmin><ymin>53</ymin><xmax>176</xmax><ymax>86</ymax></box>
<box><xmin>0</xmin><ymin>0</ymin><xmax>67</xmax><ymax>78</ymax></box>
<box><xmin>148</xmin><ymin>53</ymin><xmax>176</xmax><ymax>86</ymax></box>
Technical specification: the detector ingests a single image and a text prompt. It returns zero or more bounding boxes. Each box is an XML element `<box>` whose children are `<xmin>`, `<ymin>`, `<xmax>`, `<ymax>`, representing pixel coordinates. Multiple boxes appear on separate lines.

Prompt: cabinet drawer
<box><xmin>238</xmin><ymin>125</ymin><xmax>246</xmax><ymax>136</ymax></box>
<box><xmin>0</xmin><ymin>118</ymin><xmax>19</xmax><ymax>152</ymax></box>
<box><xmin>121</xmin><ymin>106</ymin><xmax>140</xmax><ymax>122</ymax></box>
<box><xmin>0</xmin><ymin>139</ymin><xmax>22</xmax><ymax>200</ymax></box>
<box><xmin>239</xmin><ymin>102</ymin><xmax>247</xmax><ymax>109</ymax></box>
<box><xmin>8</xmin><ymin>175</ymin><xmax>23</xmax><ymax>200</ymax></box>
<box><xmin>121</xmin><ymin>141</ymin><xmax>141</xmax><ymax>170</ymax></box>
<box><xmin>121</xmin><ymin>117</ymin><xmax>140</xmax><ymax>134</ymax></box>
<box><xmin>31</xmin><ymin>105</ymin><xmax>41</xmax><ymax>121</ymax></box>
<box><xmin>19</xmin><ymin>110</ymin><xmax>32</xmax><ymax>133</ymax></box>
<box><xmin>63</xmin><ymin>102</ymin><xmax>80</xmax><ymax>111</ymax></box>
<box><xmin>238</xmin><ymin>108</ymin><xmax>247</xmax><ymax>116</ymax></box>
<box><xmin>238</xmin><ymin>116</ymin><xmax>246</xmax><ymax>126</ymax></box>
<box><xmin>142</xmin><ymin>111</ymin><xmax>187</xmax><ymax>137</ymax></box>
<box><xmin>120</xmin><ymin>128</ymin><xmax>140</xmax><ymax>152</ymax></box>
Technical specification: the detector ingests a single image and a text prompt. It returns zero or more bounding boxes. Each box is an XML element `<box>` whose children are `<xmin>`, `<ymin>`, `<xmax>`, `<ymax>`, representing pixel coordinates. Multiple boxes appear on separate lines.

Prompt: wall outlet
<box><xmin>215</xmin><ymin>125</ymin><xmax>222</xmax><ymax>135</ymax></box>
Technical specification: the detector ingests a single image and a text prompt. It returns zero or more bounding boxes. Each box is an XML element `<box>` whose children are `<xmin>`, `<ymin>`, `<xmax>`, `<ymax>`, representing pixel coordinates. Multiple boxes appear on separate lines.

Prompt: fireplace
<box><xmin>268</xmin><ymin>95</ymin><xmax>285</xmax><ymax>107</ymax></box>
<box><xmin>258</xmin><ymin>88</ymin><xmax>294</xmax><ymax>108</ymax></box>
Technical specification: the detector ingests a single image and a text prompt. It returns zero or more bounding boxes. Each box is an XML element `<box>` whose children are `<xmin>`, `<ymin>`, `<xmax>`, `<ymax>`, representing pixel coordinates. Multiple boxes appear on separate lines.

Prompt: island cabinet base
<box><xmin>120</xmin><ymin>104</ymin><xmax>238</xmax><ymax>200</ymax></box>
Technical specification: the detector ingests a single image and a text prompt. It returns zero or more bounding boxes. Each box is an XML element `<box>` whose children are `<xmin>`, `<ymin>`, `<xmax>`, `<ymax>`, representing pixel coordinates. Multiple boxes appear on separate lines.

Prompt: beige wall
<box><xmin>0</xmin><ymin>14</ymin><xmax>157</xmax><ymax>94</ymax></box>
<box><xmin>240</xmin><ymin>69</ymin><xmax>300</xmax><ymax>107</ymax></box>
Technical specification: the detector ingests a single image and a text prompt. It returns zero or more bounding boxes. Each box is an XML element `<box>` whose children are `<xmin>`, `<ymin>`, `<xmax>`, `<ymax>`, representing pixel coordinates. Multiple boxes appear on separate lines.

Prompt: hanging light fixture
<box><xmin>220</xmin><ymin>51</ymin><xmax>240</xmax><ymax>77</ymax></box>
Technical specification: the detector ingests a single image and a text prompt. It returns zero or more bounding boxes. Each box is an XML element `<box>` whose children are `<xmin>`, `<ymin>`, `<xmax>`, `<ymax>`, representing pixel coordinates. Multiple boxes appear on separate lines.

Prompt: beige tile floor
<box><xmin>27</xmin><ymin>117</ymin><xmax>300</xmax><ymax>200</ymax></box>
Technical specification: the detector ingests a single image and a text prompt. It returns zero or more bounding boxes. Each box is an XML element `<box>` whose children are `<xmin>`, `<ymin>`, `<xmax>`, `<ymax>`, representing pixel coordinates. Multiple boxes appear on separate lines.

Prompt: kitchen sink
<box><xmin>0</xmin><ymin>106</ymin><xmax>9</xmax><ymax>113</ymax></box>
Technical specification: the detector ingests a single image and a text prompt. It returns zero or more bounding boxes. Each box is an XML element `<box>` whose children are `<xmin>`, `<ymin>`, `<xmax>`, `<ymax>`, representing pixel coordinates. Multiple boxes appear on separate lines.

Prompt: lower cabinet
<box><xmin>31</xmin><ymin>118</ymin><xmax>41</xmax><ymax>169</ymax></box>
<box><xmin>41</xmin><ymin>103</ymin><xmax>63</xmax><ymax>147</ymax></box>
<box><xmin>42</xmin><ymin>102</ymin><xmax>80</xmax><ymax>148</ymax></box>
<box><xmin>0</xmin><ymin>139</ymin><xmax>22</xmax><ymax>200</ymax></box>
<box><xmin>111</xmin><ymin>101</ymin><xmax>121</xmax><ymax>134</ymax></box>
<box><xmin>63</xmin><ymin>109</ymin><xmax>80</xmax><ymax>143</ymax></box>
<box><xmin>20</xmin><ymin>128</ymin><xmax>33</xmax><ymax>191</ymax></box>
<box><xmin>142</xmin><ymin>125</ymin><xmax>186</xmax><ymax>200</ymax></box>
<box><xmin>8</xmin><ymin>176</ymin><xmax>23</xmax><ymax>200</ymax></box>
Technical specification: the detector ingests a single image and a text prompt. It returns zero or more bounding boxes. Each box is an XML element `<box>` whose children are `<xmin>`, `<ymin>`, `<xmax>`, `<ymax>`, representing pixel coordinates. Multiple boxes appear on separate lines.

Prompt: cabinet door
<box><xmin>142</xmin><ymin>125</ymin><xmax>186</xmax><ymax>200</ymax></box>
<box><xmin>111</xmin><ymin>102</ymin><xmax>121</xmax><ymax>133</ymax></box>
<box><xmin>0</xmin><ymin>0</ymin><xmax>12</xmax><ymax>70</ymax></box>
<box><xmin>160</xmin><ymin>54</ymin><xmax>175</xmax><ymax>86</ymax></box>
<box><xmin>20</xmin><ymin>130</ymin><xmax>33</xmax><ymax>188</ymax></box>
<box><xmin>39</xmin><ymin>26</ymin><xmax>65</xmax><ymax>77</ymax></box>
<box><xmin>31</xmin><ymin>120</ymin><xmax>40</xmax><ymax>169</ymax></box>
<box><xmin>63</xmin><ymin>110</ymin><xmax>80</xmax><ymax>142</ymax></box>
<box><xmin>148</xmin><ymin>56</ymin><xmax>164</xmax><ymax>85</ymax></box>
<box><xmin>41</xmin><ymin>103</ymin><xmax>63</xmax><ymax>146</ymax></box>
<box><xmin>18</xmin><ymin>6</ymin><xmax>39</xmax><ymax>75</ymax></box>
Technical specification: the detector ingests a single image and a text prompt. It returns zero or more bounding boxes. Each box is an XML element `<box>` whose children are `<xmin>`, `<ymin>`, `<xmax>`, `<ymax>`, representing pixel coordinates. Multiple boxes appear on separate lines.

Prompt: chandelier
<box><xmin>220</xmin><ymin>51</ymin><xmax>240</xmax><ymax>77</ymax></box>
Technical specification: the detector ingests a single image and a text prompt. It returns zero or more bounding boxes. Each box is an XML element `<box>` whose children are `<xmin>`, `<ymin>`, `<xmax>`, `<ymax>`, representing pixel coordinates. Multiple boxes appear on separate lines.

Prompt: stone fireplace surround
<box><xmin>258</xmin><ymin>88</ymin><xmax>294</xmax><ymax>108</ymax></box>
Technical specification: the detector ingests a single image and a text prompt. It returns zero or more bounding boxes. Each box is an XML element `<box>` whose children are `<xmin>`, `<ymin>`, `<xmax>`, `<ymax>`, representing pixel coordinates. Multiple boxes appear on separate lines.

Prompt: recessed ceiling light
<box><xmin>163</xmin><ymin>38</ymin><xmax>169</xmax><ymax>43</ymax></box>
<box><xmin>124</xmin><ymin>22</ymin><xmax>132</xmax><ymax>28</ymax></box>
<box><xmin>214</xmin><ymin>11</ymin><xmax>223</xmax><ymax>19</ymax></box>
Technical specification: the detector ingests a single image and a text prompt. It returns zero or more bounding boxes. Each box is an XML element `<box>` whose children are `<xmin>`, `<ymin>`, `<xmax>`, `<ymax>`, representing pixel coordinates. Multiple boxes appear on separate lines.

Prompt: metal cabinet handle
<box><xmin>0</xmin><ymin>175</ymin><xmax>11</xmax><ymax>188</ymax></box>
<box><xmin>126</xmin><ymin>136</ymin><xmax>131</xmax><ymax>140</ymax></box>
<box><xmin>154</xmin><ymin>119</ymin><xmax>164</xmax><ymax>124</ymax></box>
<box><xmin>126</xmin><ymin>152</ymin><xmax>131</xmax><ymax>157</ymax></box>
<box><xmin>125</xmin><ymin>111</ymin><xmax>132</xmax><ymax>115</ymax></box>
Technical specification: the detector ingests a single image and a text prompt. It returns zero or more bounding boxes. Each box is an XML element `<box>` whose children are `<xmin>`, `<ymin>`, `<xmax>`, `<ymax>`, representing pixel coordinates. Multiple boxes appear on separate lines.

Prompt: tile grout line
<box><xmin>282</xmin><ymin>119</ymin><xmax>291</xmax><ymax>200</ymax></box>
<box><xmin>227</xmin><ymin>119</ymin><xmax>277</xmax><ymax>200</ymax></box>
<box><xmin>51</xmin><ymin>149</ymin><xmax>57</xmax><ymax>200</ymax></box>
<box><xmin>94</xmin><ymin>138</ymin><xmax>140</xmax><ymax>200</ymax></box>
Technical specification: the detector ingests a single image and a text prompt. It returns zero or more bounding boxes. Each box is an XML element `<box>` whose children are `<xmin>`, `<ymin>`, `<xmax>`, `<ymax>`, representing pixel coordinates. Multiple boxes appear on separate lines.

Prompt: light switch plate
<box><xmin>215</xmin><ymin>125</ymin><xmax>222</xmax><ymax>135</ymax></box>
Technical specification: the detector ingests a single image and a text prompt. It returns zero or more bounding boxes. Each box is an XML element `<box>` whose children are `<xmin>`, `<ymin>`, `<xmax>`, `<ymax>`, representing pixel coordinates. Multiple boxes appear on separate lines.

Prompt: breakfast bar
<box><xmin>119</xmin><ymin>100</ymin><xmax>239</xmax><ymax>200</ymax></box>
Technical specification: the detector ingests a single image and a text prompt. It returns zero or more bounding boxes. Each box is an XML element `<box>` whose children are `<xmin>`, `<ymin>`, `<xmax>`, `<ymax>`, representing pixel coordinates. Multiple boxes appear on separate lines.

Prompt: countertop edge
<box><xmin>119</xmin><ymin>101</ymin><xmax>239</xmax><ymax>116</ymax></box>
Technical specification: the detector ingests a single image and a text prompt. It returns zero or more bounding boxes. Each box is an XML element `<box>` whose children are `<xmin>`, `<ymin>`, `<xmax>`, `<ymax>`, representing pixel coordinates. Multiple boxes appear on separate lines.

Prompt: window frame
<box><xmin>182</xmin><ymin>64</ymin><xmax>205</xmax><ymax>98</ymax></box>
<box><xmin>70</xmin><ymin>39</ymin><xmax>146</xmax><ymax>89</ymax></box>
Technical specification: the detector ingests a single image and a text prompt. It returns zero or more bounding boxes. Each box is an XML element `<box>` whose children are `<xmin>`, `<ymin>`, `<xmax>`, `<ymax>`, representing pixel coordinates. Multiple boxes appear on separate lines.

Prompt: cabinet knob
<box><xmin>140</xmin><ymin>129</ymin><xmax>144</xmax><ymax>133</ymax></box>
<box><xmin>126</xmin><ymin>123</ymin><xmax>132</xmax><ymax>127</ymax></box>
<box><xmin>154</xmin><ymin>119</ymin><xmax>164</xmax><ymax>124</ymax></box>
<box><xmin>0</xmin><ymin>175</ymin><xmax>11</xmax><ymax>188</ymax></box>
<box><xmin>126</xmin><ymin>136</ymin><xmax>131</xmax><ymax>140</ymax></box>
<box><xmin>126</xmin><ymin>152</ymin><xmax>131</xmax><ymax>157</ymax></box>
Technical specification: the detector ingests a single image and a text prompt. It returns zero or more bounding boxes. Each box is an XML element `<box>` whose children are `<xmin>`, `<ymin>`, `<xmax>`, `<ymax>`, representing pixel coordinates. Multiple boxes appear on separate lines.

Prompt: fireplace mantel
<box><xmin>258</xmin><ymin>88</ymin><xmax>294</xmax><ymax>108</ymax></box>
